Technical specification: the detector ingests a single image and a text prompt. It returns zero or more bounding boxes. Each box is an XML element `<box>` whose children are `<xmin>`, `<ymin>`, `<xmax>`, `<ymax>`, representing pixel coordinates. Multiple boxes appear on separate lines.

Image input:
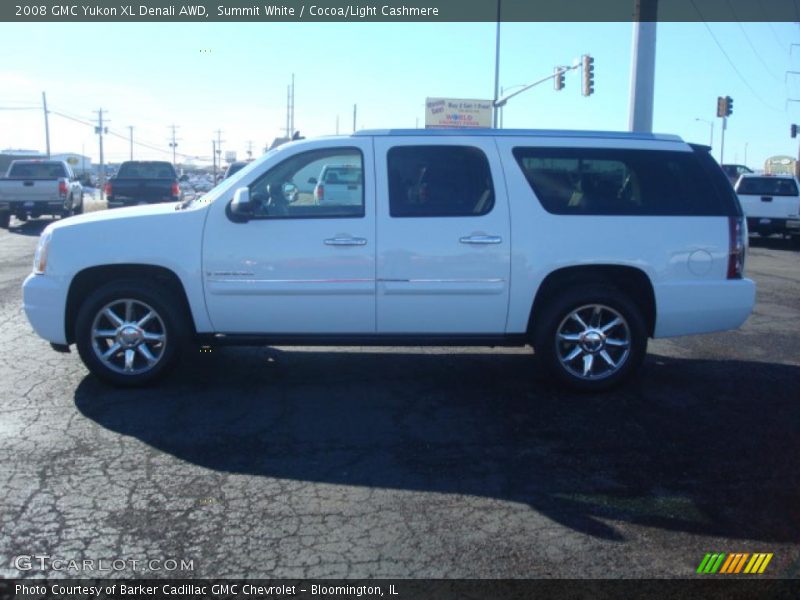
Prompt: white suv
<box><xmin>22</xmin><ymin>129</ymin><xmax>755</xmax><ymax>391</ymax></box>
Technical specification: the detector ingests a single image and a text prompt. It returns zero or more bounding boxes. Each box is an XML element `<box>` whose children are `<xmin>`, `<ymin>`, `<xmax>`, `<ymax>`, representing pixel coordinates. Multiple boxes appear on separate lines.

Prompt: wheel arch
<box><xmin>65</xmin><ymin>264</ymin><xmax>196</xmax><ymax>344</ymax></box>
<box><xmin>528</xmin><ymin>264</ymin><xmax>657</xmax><ymax>338</ymax></box>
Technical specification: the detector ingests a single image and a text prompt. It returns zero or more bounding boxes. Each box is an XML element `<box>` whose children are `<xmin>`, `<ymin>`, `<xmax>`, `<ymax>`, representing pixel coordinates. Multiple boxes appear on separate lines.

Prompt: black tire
<box><xmin>0</xmin><ymin>211</ymin><xmax>9</xmax><ymax>229</ymax></box>
<box><xmin>73</xmin><ymin>195</ymin><xmax>84</xmax><ymax>215</ymax></box>
<box><xmin>75</xmin><ymin>279</ymin><xmax>189</xmax><ymax>386</ymax></box>
<box><xmin>533</xmin><ymin>284</ymin><xmax>648</xmax><ymax>392</ymax></box>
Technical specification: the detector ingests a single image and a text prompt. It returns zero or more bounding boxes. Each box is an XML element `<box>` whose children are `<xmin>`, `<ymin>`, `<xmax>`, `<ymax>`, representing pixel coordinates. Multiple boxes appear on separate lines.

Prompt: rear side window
<box><xmin>8</xmin><ymin>162</ymin><xmax>66</xmax><ymax>178</ymax></box>
<box><xmin>117</xmin><ymin>162</ymin><xmax>176</xmax><ymax>178</ymax></box>
<box><xmin>387</xmin><ymin>145</ymin><xmax>494</xmax><ymax>217</ymax></box>
<box><xmin>736</xmin><ymin>177</ymin><xmax>798</xmax><ymax>197</ymax></box>
<box><xmin>513</xmin><ymin>147</ymin><xmax>731</xmax><ymax>216</ymax></box>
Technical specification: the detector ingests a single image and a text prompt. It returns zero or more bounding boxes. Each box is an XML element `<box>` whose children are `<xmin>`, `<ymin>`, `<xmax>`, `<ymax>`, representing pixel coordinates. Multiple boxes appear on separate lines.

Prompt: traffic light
<box><xmin>716</xmin><ymin>96</ymin><xmax>725</xmax><ymax>117</ymax></box>
<box><xmin>581</xmin><ymin>55</ymin><xmax>594</xmax><ymax>96</ymax></box>
<box><xmin>554</xmin><ymin>67</ymin><xmax>565</xmax><ymax>91</ymax></box>
<box><xmin>725</xmin><ymin>96</ymin><xmax>733</xmax><ymax>117</ymax></box>
<box><xmin>792</xmin><ymin>124</ymin><xmax>798</xmax><ymax>138</ymax></box>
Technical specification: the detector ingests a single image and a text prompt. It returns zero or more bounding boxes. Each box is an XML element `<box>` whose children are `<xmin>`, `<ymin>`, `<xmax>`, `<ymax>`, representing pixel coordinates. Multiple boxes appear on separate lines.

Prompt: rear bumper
<box><xmin>747</xmin><ymin>217</ymin><xmax>800</xmax><ymax>235</ymax></box>
<box><xmin>23</xmin><ymin>273</ymin><xmax>68</xmax><ymax>345</ymax></box>
<box><xmin>107</xmin><ymin>197</ymin><xmax>178</xmax><ymax>208</ymax></box>
<box><xmin>654</xmin><ymin>278</ymin><xmax>756</xmax><ymax>338</ymax></box>
<box><xmin>0</xmin><ymin>200</ymin><xmax>65</xmax><ymax>215</ymax></box>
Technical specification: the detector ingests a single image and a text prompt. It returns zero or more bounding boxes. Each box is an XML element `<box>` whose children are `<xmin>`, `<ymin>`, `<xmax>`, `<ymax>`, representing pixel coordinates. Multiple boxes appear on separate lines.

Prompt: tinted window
<box><xmin>387</xmin><ymin>146</ymin><xmax>494</xmax><ymax>217</ymax></box>
<box><xmin>248</xmin><ymin>147</ymin><xmax>364</xmax><ymax>219</ymax></box>
<box><xmin>117</xmin><ymin>162</ymin><xmax>176</xmax><ymax>178</ymax></box>
<box><xmin>8</xmin><ymin>162</ymin><xmax>67</xmax><ymax>179</ymax></box>
<box><xmin>513</xmin><ymin>147</ymin><xmax>730</xmax><ymax>216</ymax></box>
<box><xmin>736</xmin><ymin>177</ymin><xmax>798</xmax><ymax>197</ymax></box>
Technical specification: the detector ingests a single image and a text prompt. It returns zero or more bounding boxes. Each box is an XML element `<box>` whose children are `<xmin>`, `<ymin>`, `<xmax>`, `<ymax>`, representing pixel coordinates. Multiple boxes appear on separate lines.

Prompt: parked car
<box><xmin>311</xmin><ymin>164</ymin><xmax>363</xmax><ymax>205</ymax></box>
<box><xmin>721</xmin><ymin>163</ymin><xmax>754</xmax><ymax>186</ymax></box>
<box><xmin>22</xmin><ymin>129</ymin><xmax>754</xmax><ymax>391</ymax></box>
<box><xmin>223</xmin><ymin>161</ymin><xmax>251</xmax><ymax>179</ymax></box>
<box><xmin>104</xmin><ymin>160</ymin><xmax>182</xmax><ymax>208</ymax></box>
<box><xmin>734</xmin><ymin>173</ymin><xmax>800</xmax><ymax>238</ymax></box>
<box><xmin>0</xmin><ymin>160</ymin><xmax>83</xmax><ymax>228</ymax></box>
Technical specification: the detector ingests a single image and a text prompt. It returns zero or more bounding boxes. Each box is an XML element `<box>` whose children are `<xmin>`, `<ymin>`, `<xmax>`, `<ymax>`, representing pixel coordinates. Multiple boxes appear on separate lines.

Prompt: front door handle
<box><xmin>324</xmin><ymin>237</ymin><xmax>367</xmax><ymax>246</ymax></box>
<box><xmin>459</xmin><ymin>235</ymin><xmax>502</xmax><ymax>245</ymax></box>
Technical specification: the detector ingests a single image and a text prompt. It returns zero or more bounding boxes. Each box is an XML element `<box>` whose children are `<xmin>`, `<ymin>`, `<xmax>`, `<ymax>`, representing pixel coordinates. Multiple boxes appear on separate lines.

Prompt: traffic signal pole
<box><xmin>720</xmin><ymin>116</ymin><xmax>726</xmax><ymax>165</ymax></box>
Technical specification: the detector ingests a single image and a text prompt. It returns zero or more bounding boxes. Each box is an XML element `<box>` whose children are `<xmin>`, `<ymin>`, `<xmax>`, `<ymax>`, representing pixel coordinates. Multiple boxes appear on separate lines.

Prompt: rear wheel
<box><xmin>75</xmin><ymin>280</ymin><xmax>188</xmax><ymax>386</ymax></box>
<box><xmin>533</xmin><ymin>285</ymin><xmax>647</xmax><ymax>392</ymax></box>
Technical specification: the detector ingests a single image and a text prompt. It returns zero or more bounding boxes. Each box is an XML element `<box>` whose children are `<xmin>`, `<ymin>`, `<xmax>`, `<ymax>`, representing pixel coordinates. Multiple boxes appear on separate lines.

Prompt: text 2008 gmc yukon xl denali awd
<box><xmin>22</xmin><ymin>129</ymin><xmax>755</xmax><ymax>391</ymax></box>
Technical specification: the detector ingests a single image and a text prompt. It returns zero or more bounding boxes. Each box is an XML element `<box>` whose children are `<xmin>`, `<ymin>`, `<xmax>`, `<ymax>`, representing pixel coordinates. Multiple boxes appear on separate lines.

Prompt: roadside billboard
<box><xmin>764</xmin><ymin>155</ymin><xmax>796</xmax><ymax>175</ymax></box>
<box><xmin>425</xmin><ymin>97</ymin><xmax>493</xmax><ymax>129</ymax></box>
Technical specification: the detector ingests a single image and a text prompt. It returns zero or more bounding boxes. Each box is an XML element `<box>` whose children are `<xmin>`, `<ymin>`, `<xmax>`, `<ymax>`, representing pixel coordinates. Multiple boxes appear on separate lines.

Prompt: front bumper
<box><xmin>23</xmin><ymin>273</ymin><xmax>69</xmax><ymax>345</ymax></box>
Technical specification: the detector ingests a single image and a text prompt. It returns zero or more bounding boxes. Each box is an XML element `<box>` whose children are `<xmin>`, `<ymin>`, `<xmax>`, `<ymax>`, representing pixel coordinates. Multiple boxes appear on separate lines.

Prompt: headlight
<box><xmin>33</xmin><ymin>230</ymin><xmax>52</xmax><ymax>274</ymax></box>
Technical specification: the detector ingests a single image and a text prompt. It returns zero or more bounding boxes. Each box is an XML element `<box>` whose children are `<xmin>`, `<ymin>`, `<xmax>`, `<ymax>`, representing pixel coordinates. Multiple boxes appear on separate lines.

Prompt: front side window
<box><xmin>248</xmin><ymin>147</ymin><xmax>364</xmax><ymax>218</ymax></box>
<box><xmin>513</xmin><ymin>147</ymin><xmax>727</xmax><ymax>216</ymax></box>
<box><xmin>387</xmin><ymin>145</ymin><xmax>494</xmax><ymax>217</ymax></box>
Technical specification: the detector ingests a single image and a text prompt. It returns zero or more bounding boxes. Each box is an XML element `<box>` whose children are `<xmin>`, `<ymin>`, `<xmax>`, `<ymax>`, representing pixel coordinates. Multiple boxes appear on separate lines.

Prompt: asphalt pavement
<box><xmin>1</xmin><ymin>209</ymin><xmax>798</xmax><ymax>579</ymax></box>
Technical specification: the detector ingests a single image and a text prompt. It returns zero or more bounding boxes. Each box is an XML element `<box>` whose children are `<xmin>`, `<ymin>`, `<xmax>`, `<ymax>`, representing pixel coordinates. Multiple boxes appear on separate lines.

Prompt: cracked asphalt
<box><xmin>1</xmin><ymin>206</ymin><xmax>799</xmax><ymax>579</ymax></box>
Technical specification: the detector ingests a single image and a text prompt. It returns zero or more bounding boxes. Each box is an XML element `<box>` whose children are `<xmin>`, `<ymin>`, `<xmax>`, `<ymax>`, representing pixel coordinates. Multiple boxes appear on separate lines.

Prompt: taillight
<box><xmin>315</xmin><ymin>184</ymin><xmax>324</xmax><ymax>202</ymax></box>
<box><xmin>58</xmin><ymin>180</ymin><xmax>68</xmax><ymax>197</ymax></box>
<box><xmin>171</xmin><ymin>182</ymin><xmax>180</xmax><ymax>197</ymax></box>
<box><xmin>727</xmin><ymin>216</ymin><xmax>745</xmax><ymax>279</ymax></box>
<box><xmin>104</xmin><ymin>181</ymin><xmax>112</xmax><ymax>196</ymax></box>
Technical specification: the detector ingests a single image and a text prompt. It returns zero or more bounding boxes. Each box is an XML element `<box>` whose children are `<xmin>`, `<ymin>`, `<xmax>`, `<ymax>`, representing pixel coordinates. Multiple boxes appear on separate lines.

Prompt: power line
<box><xmin>689</xmin><ymin>2</ymin><xmax>784</xmax><ymax>112</ymax></box>
<box><xmin>725</xmin><ymin>0</ymin><xmax>782</xmax><ymax>83</ymax></box>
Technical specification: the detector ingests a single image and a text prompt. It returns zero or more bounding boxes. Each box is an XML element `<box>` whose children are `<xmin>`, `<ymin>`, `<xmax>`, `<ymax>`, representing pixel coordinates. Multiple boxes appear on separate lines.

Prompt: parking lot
<box><xmin>0</xmin><ymin>208</ymin><xmax>798</xmax><ymax>579</ymax></box>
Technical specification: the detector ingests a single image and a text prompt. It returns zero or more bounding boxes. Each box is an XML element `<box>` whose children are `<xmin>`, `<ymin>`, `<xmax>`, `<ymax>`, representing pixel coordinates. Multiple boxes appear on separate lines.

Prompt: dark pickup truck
<box><xmin>104</xmin><ymin>161</ymin><xmax>183</xmax><ymax>208</ymax></box>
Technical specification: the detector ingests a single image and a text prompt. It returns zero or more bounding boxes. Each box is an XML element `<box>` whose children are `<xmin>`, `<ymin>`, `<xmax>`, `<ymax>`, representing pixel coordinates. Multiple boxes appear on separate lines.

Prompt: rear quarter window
<box><xmin>513</xmin><ymin>147</ymin><xmax>734</xmax><ymax>216</ymax></box>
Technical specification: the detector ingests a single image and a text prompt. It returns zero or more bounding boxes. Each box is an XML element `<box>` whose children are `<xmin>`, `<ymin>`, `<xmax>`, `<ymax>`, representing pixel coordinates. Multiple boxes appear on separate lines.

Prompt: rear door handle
<box><xmin>459</xmin><ymin>235</ymin><xmax>502</xmax><ymax>245</ymax></box>
<box><xmin>324</xmin><ymin>237</ymin><xmax>367</xmax><ymax>246</ymax></box>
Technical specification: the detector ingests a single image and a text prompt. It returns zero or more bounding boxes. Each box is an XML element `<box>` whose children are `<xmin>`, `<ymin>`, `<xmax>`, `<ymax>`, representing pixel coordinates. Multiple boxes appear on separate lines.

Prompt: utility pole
<box><xmin>628</xmin><ymin>0</ymin><xmax>658</xmax><ymax>133</ymax></box>
<box><xmin>290</xmin><ymin>73</ymin><xmax>295</xmax><ymax>137</ymax></box>
<box><xmin>128</xmin><ymin>126</ymin><xmax>134</xmax><ymax>160</ymax></box>
<box><xmin>93</xmin><ymin>109</ymin><xmax>108</xmax><ymax>193</ymax></box>
<box><xmin>246</xmin><ymin>140</ymin><xmax>253</xmax><ymax>160</ymax></box>
<box><xmin>336</xmin><ymin>115</ymin><xmax>340</xmax><ymax>135</ymax></box>
<box><xmin>353</xmin><ymin>104</ymin><xmax>357</xmax><ymax>132</ymax></box>
<box><xmin>41</xmin><ymin>92</ymin><xmax>51</xmax><ymax>158</ymax></box>
<box><xmin>212</xmin><ymin>140</ymin><xmax>217</xmax><ymax>181</ymax></box>
<box><xmin>492</xmin><ymin>0</ymin><xmax>502</xmax><ymax>128</ymax></box>
<box><xmin>168</xmin><ymin>124</ymin><xmax>180</xmax><ymax>166</ymax></box>
<box><xmin>214</xmin><ymin>129</ymin><xmax>224</xmax><ymax>171</ymax></box>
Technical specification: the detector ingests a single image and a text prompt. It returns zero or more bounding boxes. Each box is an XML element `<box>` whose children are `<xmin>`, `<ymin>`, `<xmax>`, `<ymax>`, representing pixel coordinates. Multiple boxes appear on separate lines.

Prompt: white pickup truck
<box><xmin>22</xmin><ymin>129</ymin><xmax>755</xmax><ymax>391</ymax></box>
<box><xmin>734</xmin><ymin>173</ymin><xmax>800</xmax><ymax>239</ymax></box>
<box><xmin>0</xmin><ymin>159</ymin><xmax>84</xmax><ymax>228</ymax></box>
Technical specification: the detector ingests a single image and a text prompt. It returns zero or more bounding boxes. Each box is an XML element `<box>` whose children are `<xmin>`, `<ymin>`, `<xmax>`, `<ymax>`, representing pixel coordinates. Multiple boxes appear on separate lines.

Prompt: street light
<box><xmin>695</xmin><ymin>117</ymin><xmax>714</xmax><ymax>148</ymax></box>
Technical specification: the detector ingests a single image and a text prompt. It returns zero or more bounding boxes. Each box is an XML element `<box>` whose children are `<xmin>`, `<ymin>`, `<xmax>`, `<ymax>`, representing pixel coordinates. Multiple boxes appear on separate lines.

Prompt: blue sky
<box><xmin>0</xmin><ymin>21</ymin><xmax>798</xmax><ymax>168</ymax></box>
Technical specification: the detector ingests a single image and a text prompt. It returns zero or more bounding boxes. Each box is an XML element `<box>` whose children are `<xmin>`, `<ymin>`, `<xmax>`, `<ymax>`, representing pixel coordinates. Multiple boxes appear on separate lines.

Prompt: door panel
<box><xmin>374</xmin><ymin>138</ymin><xmax>511</xmax><ymax>334</ymax></box>
<box><xmin>202</xmin><ymin>140</ymin><xmax>376</xmax><ymax>334</ymax></box>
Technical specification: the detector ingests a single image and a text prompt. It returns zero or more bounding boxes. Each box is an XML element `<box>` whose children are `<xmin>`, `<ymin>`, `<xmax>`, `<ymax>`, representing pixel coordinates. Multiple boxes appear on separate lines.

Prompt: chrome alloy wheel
<box><xmin>90</xmin><ymin>299</ymin><xmax>167</xmax><ymax>375</ymax></box>
<box><xmin>555</xmin><ymin>304</ymin><xmax>631</xmax><ymax>381</ymax></box>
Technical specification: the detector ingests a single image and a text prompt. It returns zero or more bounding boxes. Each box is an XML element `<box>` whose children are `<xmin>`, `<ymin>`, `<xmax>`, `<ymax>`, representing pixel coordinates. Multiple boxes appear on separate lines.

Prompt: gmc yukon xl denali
<box><xmin>22</xmin><ymin>129</ymin><xmax>755</xmax><ymax>391</ymax></box>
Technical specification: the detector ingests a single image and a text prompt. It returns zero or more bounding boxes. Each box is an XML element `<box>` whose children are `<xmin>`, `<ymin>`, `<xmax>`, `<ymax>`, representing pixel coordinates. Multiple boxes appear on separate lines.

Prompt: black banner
<box><xmin>2</xmin><ymin>0</ymin><xmax>800</xmax><ymax>23</ymax></box>
<box><xmin>2</xmin><ymin>580</ymin><xmax>800</xmax><ymax>600</ymax></box>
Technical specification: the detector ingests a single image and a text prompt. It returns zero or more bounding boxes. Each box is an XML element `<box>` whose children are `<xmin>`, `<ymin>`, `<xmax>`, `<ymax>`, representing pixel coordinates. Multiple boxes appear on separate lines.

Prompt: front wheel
<box><xmin>75</xmin><ymin>280</ymin><xmax>188</xmax><ymax>386</ymax></box>
<box><xmin>533</xmin><ymin>285</ymin><xmax>647</xmax><ymax>392</ymax></box>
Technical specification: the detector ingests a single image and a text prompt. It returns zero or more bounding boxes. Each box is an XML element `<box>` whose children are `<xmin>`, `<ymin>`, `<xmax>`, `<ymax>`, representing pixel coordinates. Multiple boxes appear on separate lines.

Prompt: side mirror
<box><xmin>229</xmin><ymin>187</ymin><xmax>253</xmax><ymax>222</ymax></box>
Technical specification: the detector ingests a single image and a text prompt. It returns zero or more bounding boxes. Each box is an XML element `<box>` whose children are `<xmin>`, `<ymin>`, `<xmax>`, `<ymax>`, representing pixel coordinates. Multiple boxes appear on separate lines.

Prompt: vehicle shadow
<box><xmin>74</xmin><ymin>350</ymin><xmax>800</xmax><ymax>543</ymax></box>
<box><xmin>6</xmin><ymin>218</ymin><xmax>54</xmax><ymax>236</ymax></box>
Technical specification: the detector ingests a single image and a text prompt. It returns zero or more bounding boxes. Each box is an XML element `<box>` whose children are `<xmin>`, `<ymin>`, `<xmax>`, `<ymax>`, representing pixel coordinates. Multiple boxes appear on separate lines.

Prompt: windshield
<box><xmin>117</xmin><ymin>162</ymin><xmax>176</xmax><ymax>178</ymax></box>
<box><xmin>8</xmin><ymin>162</ymin><xmax>67</xmax><ymax>178</ymax></box>
<box><xmin>736</xmin><ymin>177</ymin><xmax>798</xmax><ymax>196</ymax></box>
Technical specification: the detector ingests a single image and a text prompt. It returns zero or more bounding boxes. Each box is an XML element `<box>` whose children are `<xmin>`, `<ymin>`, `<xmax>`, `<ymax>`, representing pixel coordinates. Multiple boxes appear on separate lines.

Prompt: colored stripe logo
<box><xmin>697</xmin><ymin>553</ymin><xmax>773</xmax><ymax>574</ymax></box>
